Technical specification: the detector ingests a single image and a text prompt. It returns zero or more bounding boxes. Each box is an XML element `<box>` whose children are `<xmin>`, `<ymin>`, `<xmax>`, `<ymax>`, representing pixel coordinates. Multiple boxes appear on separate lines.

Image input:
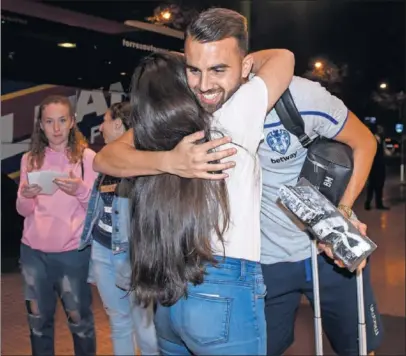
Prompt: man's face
<box><xmin>185</xmin><ymin>36</ymin><xmax>252</xmax><ymax>113</ymax></box>
<box><xmin>99</xmin><ymin>110</ymin><xmax>124</xmax><ymax>144</ymax></box>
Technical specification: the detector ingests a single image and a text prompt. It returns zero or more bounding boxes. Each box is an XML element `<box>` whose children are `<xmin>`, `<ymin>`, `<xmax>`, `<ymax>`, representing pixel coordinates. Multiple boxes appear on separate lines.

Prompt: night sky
<box><xmin>47</xmin><ymin>0</ymin><xmax>405</xmax><ymax>131</ymax></box>
<box><xmin>39</xmin><ymin>0</ymin><xmax>404</xmax><ymax>96</ymax></box>
<box><xmin>251</xmin><ymin>0</ymin><xmax>405</xmax><ymax>132</ymax></box>
<box><xmin>3</xmin><ymin>0</ymin><xmax>405</xmax><ymax>133</ymax></box>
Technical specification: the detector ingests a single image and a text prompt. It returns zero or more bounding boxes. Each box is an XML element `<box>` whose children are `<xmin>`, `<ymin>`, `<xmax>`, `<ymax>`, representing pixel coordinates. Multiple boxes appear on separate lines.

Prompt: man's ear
<box><xmin>115</xmin><ymin>118</ymin><xmax>124</xmax><ymax>130</ymax></box>
<box><xmin>114</xmin><ymin>118</ymin><xmax>125</xmax><ymax>135</ymax></box>
<box><xmin>242</xmin><ymin>54</ymin><xmax>254</xmax><ymax>79</ymax></box>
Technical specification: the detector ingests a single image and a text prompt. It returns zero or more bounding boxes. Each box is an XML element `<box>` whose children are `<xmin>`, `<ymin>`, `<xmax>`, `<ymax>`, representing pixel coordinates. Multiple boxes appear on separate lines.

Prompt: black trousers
<box><xmin>365</xmin><ymin>168</ymin><xmax>386</xmax><ymax>207</ymax></box>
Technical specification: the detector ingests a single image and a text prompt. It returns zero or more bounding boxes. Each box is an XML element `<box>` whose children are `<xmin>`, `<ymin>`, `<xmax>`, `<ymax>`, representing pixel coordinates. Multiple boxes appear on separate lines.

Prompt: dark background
<box><xmin>2</xmin><ymin>0</ymin><xmax>405</xmax><ymax>132</ymax></box>
<box><xmin>1</xmin><ymin>0</ymin><xmax>405</xmax><ymax>266</ymax></box>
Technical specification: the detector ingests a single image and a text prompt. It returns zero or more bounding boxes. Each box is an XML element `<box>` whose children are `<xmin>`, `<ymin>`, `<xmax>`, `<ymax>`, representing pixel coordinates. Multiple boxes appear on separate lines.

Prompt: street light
<box><xmin>314</xmin><ymin>61</ymin><xmax>323</xmax><ymax>69</ymax></box>
<box><xmin>161</xmin><ymin>11</ymin><xmax>171</xmax><ymax>20</ymax></box>
<box><xmin>379</xmin><ymin>82</ymin><xmax>387</xmax><ymax>89</ymax></box>
<box><xmin>58</xmin><ymin>42</ymin><xmax>76</xmax><ymax>48</ymax></box>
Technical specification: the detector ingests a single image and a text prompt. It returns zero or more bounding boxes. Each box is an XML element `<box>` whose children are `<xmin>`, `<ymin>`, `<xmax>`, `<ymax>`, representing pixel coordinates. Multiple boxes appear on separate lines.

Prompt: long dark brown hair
<box><xmin>28</xmin><ymin>95</ymin><xmax>87</xmax><ymax>171</ymax></box>
<box><xmin>128</xmin><ymin>52</ymin><xmax>230</xmax><ymax>307</ymax></box>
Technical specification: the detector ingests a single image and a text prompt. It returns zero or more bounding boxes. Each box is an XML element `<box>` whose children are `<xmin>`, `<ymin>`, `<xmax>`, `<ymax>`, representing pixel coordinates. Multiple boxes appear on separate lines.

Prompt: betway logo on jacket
<box><xmin>270</xmin><ymin>152</ymin><xmax>297</xmax><ymax>164</ymax></box>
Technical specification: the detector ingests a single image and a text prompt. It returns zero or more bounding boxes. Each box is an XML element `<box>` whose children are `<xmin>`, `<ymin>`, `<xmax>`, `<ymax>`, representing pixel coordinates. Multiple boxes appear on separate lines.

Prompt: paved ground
<box><xmin>1</xmin><ymin>277</ymin><xmax>114</xmax><ymax>355</ymax></box>
<box><xmin>2</xmin><ymin>174</ymin><xmax>405</xmax><ymax>355</ymax></box>
<box><xmin>286</xmin><ymin>174</ymin><xmax>406</xmax><ymax>356</ymax></box>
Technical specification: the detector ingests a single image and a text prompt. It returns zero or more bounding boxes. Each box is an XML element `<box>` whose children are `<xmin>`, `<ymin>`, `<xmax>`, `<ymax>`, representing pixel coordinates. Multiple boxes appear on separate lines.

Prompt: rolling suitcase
<box><xmin>310</xmin><ymin>240</ymin><xmax>367</xmax><ymax>355</ymax></box>
<box><xmin>274</xmin><ymin>89</ymin><xmax>368</xmax><ymax>355</ymax></box>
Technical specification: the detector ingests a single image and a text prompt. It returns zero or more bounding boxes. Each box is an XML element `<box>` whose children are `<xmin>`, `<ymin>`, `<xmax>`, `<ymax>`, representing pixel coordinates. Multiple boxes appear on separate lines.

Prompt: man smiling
<box><xmin>94</xmin><ymin>7</ymin><xmax>383</xmax><ymax>356</ymax></box>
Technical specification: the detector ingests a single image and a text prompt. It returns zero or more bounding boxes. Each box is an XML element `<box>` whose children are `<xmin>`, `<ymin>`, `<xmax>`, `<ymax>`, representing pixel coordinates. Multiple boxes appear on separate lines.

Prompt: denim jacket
<box><xmin>79</xmin><ymin>175</ymin><xmax>132</xmax><ymax>290</ymax></box>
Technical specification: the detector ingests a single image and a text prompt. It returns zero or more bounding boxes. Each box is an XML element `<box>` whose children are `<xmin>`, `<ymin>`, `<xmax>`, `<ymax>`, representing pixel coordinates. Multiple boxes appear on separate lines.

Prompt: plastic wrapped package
<box><xmin>278</xmin><ymin>178</ymin><xmax>377</xmax><ymax>272</ymax></box>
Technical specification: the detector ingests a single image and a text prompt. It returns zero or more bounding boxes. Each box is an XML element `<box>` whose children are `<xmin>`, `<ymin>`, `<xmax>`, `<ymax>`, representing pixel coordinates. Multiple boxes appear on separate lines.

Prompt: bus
<box><xmin>1</xmin><ymin>6</ymin><xmax>184</xmax><ymax>180</ymax></box>
<box><xmin>1</xmin><ymin>5</ymin><xmax>183</xmax><ymax>263</ymax></box>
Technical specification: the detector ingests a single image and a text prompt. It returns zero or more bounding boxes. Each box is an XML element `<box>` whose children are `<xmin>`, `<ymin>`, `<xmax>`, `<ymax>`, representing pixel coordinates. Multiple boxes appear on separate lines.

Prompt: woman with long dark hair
<box><xmin>126</xmin><ymin>46</ymin><xmax>293</xmax><ymax>354</ymax></box>
<box><xmin>128</xmin><ymin>53</ymin><xmax>230</xmax><ymax>306</ymax></box>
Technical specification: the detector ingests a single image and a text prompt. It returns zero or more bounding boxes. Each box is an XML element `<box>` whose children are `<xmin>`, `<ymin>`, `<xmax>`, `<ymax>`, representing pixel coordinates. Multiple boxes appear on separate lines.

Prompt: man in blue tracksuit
<box><xmin>259</xmin><ymin>76</ymin><xmax>383</xmax><ymax>356</ymax></box>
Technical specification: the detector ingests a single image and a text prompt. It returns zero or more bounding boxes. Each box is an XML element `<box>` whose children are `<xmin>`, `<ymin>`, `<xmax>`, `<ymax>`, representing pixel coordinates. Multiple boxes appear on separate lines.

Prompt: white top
<box><xmin>211</xmin><ymin>77</ymin><xmax>268</xmax><ymax>262</ymax></box>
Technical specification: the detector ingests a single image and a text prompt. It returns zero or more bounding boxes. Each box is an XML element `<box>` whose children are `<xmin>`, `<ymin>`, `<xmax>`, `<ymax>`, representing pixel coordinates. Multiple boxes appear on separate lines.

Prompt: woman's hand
<box><xmin>21</xmin><ymin>183</ymin><xmax>42</xmax><ymax>198</ymax></box>
<box><xmin>164</xmin><ymin>131</ymin><xmax>237</xmax><ymax>180</ymax></box>
<box><xmin>54</xmin><ymin>171</ymin><xmax>82</xmax><ymax>196</ymax></box>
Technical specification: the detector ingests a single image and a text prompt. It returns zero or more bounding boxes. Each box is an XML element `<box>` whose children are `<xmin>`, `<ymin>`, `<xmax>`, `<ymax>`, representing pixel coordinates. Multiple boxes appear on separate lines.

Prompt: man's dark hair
<box><xmin>109</xmin><ymin>101</ymin><xmax>132</xmax><ymax>130</ymax></box>
<box><xmin>186</xmin><ymin>8</ymin><xmax>248</xmax><ymax>55</ymax></box>
<box><xmin>127</xmin><ymin>52</ymin><xmax>230</xmax><ymax>307</ymax></box>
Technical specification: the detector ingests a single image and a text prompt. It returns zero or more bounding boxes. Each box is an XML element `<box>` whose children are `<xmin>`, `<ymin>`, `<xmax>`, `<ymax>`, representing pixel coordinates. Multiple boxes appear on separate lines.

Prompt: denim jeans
<box><xmin>91</xmin><ymin>240</ymin><xmax>159</xmax><ymax>355</ymax></box>
<box><xmin>20</xmin><ymin>243</ymin><xmax>95</xmax><ymax>356</ymax></box>
<box><xmin>155</xmin><ymin>256</ymin><xmax>267</xmax><ymax>355</ymax></box>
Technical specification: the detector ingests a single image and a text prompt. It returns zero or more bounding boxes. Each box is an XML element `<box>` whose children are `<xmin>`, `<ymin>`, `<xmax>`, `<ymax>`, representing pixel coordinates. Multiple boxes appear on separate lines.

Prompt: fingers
<box><xmin>22</xmin><ymin>185</ymin><xmax>42</xmax><ymax>197</ymax></box>
<box><xmin>171</xmin><ymin>133</ymin><xmax>236</xmax><ymax>179</ymax></box>
<box><xmin>54</xmin><ymin>180</ymin><xmax>72</xmax><ymax>190</ymax></box>
<box><xmin>55</xmin><ymin>183</ymin><xmax>74</xmax><ymax>195</ymax></box>
<box><xmin>54</xmin><ymin>178</ymin><xmax>77</xmax><ymax>184</ymax></box>
<box><xmin>320</xmin><ymin>241</ymin><xmax>367</xmax><ymax>271</ymax></box>
<box><xmin>54</xmin><ymin>181</ymin><xmax>71</xmax><ymax>190</ymax></box>
<box><xmin>27</xmin><ymin>184</ymin><xmax>40</xmax><ymax>189</ymax></box>
<box><xmin>319</xmin><ymin>244</ymin><xmax>344</xmax><ymax>267</ymax></box>
<box><xmin>317</xmin><ymin>243</ymin><xmax>331</xmax><ymax>256</ymax></box>
<box><xmin>184</xmin><ymin>131</ymin><xmax>205</xmax><ymax>143</ymax></box>
<box><xmin>197</xmin><ymin>172</ymin><xmax>230</xmax><ymax>180</ymax></box>
<box><xmin>187</xmin><ymin>161</ymin><xmax>235</xmax><ymax>180</ymax></box>
<box><xmin>350</xmin><ymin>219</ymin><xmax>368</xmax><ymax>236</ymax></box>
<box><xmin>23</xmin><ymin>184</ymin><xmax>40</xmax><ymax>191</ymax></box>
<box><xmin>54</xmin><ymin>179</ymin><xmax>78</xmax><ymax>195</ymax></box>
<box><xmin>54</xmin><ymin>178</ymin><xmax>67</xmax><ymax>184</ymax></box>
<box><xmin>205</xmin><ymin>148</ymin><xmax>237</xmax><ymax>163</ymax></box>
<box><xmin>357</xmin><ymin>260</ymin><xmax>367</xmax><ymax>272</ymax></box>
<box><xmin>199</xmin><ymin>136</ymin><xmax>232</xmax><ymax>151</ymax></box>
<box><xmin>325</xmin><ymin>248</ymin><xmax>335</xmax><ymax>260</ymax></box>
<box><xmin>334</xmin><ymin>260</ymin><xmax>346</xmax><ymax>268</ymax></box>
<box><xmin>183</xmin><ymin>132</ymin><xmax>233</xmax><ymax>147</ymax></box>
<box><xmin>203</xmin><ymin>161</ymin><xmax>236</xmax><ymax>173</ymax></box>
<box><xmin>359</xmin><ymin>223</ymin><xmax>367</xmax><ymax>236</ymax></box>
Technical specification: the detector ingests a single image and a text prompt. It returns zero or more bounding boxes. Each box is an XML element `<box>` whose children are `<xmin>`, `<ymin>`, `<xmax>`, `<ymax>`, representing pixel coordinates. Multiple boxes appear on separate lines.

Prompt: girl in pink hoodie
<box><xmin>16</xmin><ymin>95</ymin><xmax>97</xmax><ymax>356</ymax></box>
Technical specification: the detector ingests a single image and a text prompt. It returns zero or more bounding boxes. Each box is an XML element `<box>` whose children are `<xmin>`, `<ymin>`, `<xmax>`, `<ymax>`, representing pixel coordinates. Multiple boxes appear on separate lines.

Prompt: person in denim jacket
<box><xmin>79</xmin><ymin>102</ymin><xmax>158</xmax><ymax>355</ymax></box>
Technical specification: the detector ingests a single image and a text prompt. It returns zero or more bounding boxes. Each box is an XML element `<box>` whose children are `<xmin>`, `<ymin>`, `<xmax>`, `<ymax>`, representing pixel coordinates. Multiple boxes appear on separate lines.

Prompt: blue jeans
<box><xmin>20</xmin><ymin>243</ymin><xmax>95</xmax><ymax>356</ymax></box>
<box><xmin>155</xmin><ymin>256</ymin><xmax>267</xmax><ymax>355</ymax></box>
<box><xmin>91</xmin><ymin>240</ymin><xmax>159</xmax><ymax>355</ymax></box>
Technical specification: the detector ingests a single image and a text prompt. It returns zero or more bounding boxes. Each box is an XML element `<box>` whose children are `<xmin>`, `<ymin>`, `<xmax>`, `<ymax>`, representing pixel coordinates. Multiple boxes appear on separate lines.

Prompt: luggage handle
<box><xmin>311</xmin><ymin>244</ymin><xmax>368</xmax><ymax>356</ymax></box>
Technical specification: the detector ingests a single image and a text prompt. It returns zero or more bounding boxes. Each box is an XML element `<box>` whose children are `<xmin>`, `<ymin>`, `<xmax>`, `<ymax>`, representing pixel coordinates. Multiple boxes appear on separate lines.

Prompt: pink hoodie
<box><xmin>16</xmin><ymin>147</ymin><xmax>98</xmax><ymax>252</ymax></box>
